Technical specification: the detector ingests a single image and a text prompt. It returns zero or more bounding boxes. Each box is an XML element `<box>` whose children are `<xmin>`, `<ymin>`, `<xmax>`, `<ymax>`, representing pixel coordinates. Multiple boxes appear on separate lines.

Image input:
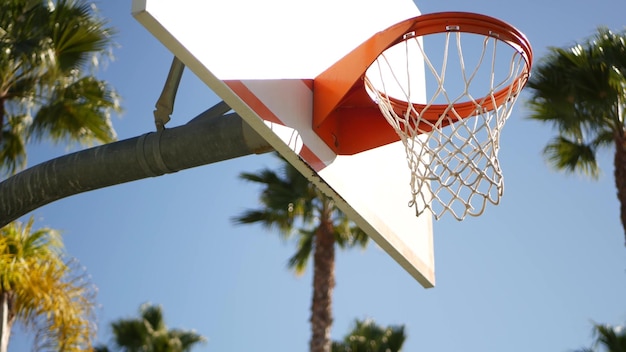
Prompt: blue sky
<box><xmin>8</xmin><ymin>0</ymin><xmax>626</xmax><ymax>351</ymax></box>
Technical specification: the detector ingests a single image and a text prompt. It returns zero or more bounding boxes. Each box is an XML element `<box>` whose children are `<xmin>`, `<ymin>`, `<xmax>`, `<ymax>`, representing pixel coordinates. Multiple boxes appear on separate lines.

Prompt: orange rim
<box><xmin>313</xmin><ymin>12</ymin><xmax>533</xmax><ymax>155</ymax></box>
<box><xmin>373</xmin><ymin>12</ymin><xmax>533</xmax><ymax>121</ymax></box>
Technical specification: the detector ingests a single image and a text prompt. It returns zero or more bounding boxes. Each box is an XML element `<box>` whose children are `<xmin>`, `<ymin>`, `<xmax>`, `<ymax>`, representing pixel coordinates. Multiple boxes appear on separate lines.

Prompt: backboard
<box><xmin>131</xmin><ymin>0</ymin><xmax>435</xmax><ymax>287</ymax></box>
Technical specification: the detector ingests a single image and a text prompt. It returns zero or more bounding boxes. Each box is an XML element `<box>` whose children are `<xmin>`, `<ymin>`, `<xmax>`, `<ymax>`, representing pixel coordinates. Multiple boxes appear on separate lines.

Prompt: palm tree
<box><xmin>233</xmin><ymin>153</ymin><xmax>369</xmax><ymax>352</ymax></box>
<box><xmin>332</xmin><ymin>319</ymin><xmax>406</xmax><ymax>352</ymax></box>
<box><xmin>527</xmin><ymin>27</ymin><xmax>626</xmax><ymax>242</ymax></box>
<box><xmin>0</xmin><ymin>0</ymin><xmax>120</xmax><ymax>176</ymax></box>
<box><xmin>94</xmin><ymin>303</ymin><xmax>206</xmax><ymax>352</ymax></box>
<box><xmin>575</xmin><ymin>323</ymin><xmax>626</xmax><ymax>352</ymax></box>
<box><xmin>0</xmin><ymin>2</ymin><xmax>117</xmax><ymax>348</ymax></box>
<box><xmin>0</xmin><ymin>217</ymin><xmax>97</xmax><ymax>352</ymax></box>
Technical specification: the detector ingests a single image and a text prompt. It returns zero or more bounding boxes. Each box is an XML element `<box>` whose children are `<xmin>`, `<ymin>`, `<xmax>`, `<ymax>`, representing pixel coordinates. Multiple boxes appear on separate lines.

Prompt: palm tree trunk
<box><xmin>0</xmin><ymin>97</ymin><xmax>5</xmax><ymax>144</ymax></box>
<box><xmin>614</xmin><ymin>129</ymin><xmax>626</xmax><ymax>245</ymax></box>
<box><xmin>0</xmin><ymin>291</ymin><xmax>15</xmax><ymax>352</ymax></box>
<box><xmin>309</xmin><ymin>216</ymin><xmax>335</xmax><ymax>352</ymax></box>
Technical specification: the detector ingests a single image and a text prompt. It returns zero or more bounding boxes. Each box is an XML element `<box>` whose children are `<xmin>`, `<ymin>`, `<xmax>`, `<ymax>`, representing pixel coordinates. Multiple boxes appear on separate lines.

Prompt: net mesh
<box><xmin>364</xmin><ymin>31</ymin><xmax>529</xmax><ymax>220</ymax></box>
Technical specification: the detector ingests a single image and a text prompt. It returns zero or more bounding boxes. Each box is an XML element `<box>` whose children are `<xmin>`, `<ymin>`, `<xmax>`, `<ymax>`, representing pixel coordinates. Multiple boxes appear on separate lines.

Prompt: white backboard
<box><xmin>132</xmin><ymin>0</ymin><xmax>435</xmax><ymax>287</ymax></box>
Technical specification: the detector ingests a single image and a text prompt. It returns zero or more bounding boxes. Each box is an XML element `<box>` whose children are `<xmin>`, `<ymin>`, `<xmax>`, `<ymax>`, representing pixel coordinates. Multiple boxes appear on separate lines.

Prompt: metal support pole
<box><xmin>153</xmin><ymin>57</ymin><xmax>185</xmax><ymax>130</ymax></box>
<box><xmin>0</xmin><ymin>110</ymin><xmax>273</xmax><ymax>227</ymax></box>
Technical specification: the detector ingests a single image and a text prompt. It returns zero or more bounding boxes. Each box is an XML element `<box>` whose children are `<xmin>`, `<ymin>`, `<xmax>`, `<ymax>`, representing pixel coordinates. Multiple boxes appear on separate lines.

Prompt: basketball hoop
<box><xmin>313</xmin><ymin>12</ymin><xmax>533</xmax><ymax>220</ymax></box>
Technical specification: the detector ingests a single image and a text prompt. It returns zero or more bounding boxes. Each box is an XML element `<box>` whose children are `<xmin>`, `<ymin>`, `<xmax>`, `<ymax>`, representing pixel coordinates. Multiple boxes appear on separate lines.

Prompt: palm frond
<box><xmin>235</xmin><ymin>152</ymin><xmax>370</xmax><ymax>275</ymax></box>
<box><xmin>594</xmin><ymin>324</ymin><xmax>626</xmax><ymax>352</ymax></box>
<box><xmin>0</xmin><ymin>119</ymin><xmax>27</xmax><ymax>176</ymax></box>
<box><xmin>140</xmin><ymin>303</ymin><xmax>166</xmax><ymax>332</ymax></box>
<box><xmin>527</xmin><ymin>27</ymin><xmax>626</xmax><ymax>180</ymax></box>
<box><xmin>107</xmin><ymin>303</ymin><xmax>206</xmax><ymax>351</ymax></box>
<box><xmin>0</xmin><ymin>218</ymin><xmax>96</xmax><ymax>351</ymax></box>
<box><xmin>233</xmin><ymin>208</ymin><xmax>295</xmax><ymax>238</ymax></box>
<box><xmin>544</xmin><ymin>136</ymin><xmax>600</xmax><ymax>178</ymax></box>
<box><xmin>528</xmin><ymin>45</ymin><xmax>620</xmax><ymax>132</ymax></box>
<box><xmin>47</xmin><ymin>0</ymin><xmax>115</xmax><ymax>74</ymax></box>
<box><xmin>332</xmin><ymin>319</ymin><xmax>407</xmax><ymax>352</ymax></box>
<box><xmin>334</xmin><ymin>215</ymin><xmax>369</xmax><ymax>249</ymax></box>
<box><xmin>27</xmin><ymin>258</ymin><xmax>97</xmax><ymax>351</ymax></box>
<box><xmin>287</xmin><ymin>229</ymin><xmax>315</xmax><ymax>274</ymax></box>
<box><xmin>30</xmin><ymin>76</ymin><xmax>119</xmax><ymax>144</ymax></box>
<box><xmin>111</xmin><ymin>318</ymin><xmax>148</xmax><ymax>349</ymax></box>
<box><xmin>575</xmin><ymin>322</ymin><xmax>626</xmax><ymax>352</ymax></box>
<box><xmin>591</xmin><ymin>128</ymin><xmax>618</xmax><ymax>151</ymax></box>
<box><xmin>0</xmin><ymin>0</ymin><xmax>119</xmax><ymax>176</ymax></box>
<box><xmin>234</xmin><ymin>158</ymin><xmax>318</xmax><ymax>234</ymax></box>
<box><xmin>170</xmin><ymin>328</ymin><xmax>207</xmax><ymax>350</ymax></box>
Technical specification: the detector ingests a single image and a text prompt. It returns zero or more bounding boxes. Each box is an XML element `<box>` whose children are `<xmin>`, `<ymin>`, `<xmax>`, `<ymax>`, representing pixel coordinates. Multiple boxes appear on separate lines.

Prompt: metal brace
<box><xmin>153</xmin><ymin>57</ymin><xmax>185</xmax><ymax>130</ymax></box>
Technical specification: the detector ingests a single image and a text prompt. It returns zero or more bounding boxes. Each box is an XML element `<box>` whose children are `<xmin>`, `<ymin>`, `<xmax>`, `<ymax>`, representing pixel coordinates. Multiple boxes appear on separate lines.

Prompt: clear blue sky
<box><xmin>9</xmin><ymin>0</ymin><xmax>626</xmax><ymax>351</ymax></box>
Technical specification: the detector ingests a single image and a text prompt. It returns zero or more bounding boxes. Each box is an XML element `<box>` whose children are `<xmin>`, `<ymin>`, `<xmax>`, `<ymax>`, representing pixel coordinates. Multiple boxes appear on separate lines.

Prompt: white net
<box><xmin>364</xmin><ymin>30</ymin><xmax>529</xmax><ymax>220</ymax></box>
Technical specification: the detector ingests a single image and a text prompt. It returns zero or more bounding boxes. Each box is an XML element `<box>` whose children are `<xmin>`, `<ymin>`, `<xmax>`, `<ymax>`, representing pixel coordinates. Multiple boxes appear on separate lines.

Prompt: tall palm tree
<box><xmin>0</xmin><ymin>217</ymin><xmax>97</xmax><ymax>352</ymax></box>
<box><xmin>94</xmin><ymin>303</ymin><xmax>206</xmax><ymax>352</ymax></box>
<box><xmin>332</xmin><ymin>319</ymin><xmax>406</xmax><ymax>352</ymax></box>
<box><xmin>575</xmin><ymin>323</ymin><xmax>626</xmax><ymax>352</ymax></box>
<box><xmin>0</xmin><ymin>0</ymin><xmax>120</xmax><ymax>176</ymax></box>
<box><xmin>233</xmin><ymin>153</ymin><xmax>369</xmax><ymax>352</ymax></box>
<box><xmin>527</xmin><ymin>27</ymin><xmax>626</xmax><ymax>242</ymax></box>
